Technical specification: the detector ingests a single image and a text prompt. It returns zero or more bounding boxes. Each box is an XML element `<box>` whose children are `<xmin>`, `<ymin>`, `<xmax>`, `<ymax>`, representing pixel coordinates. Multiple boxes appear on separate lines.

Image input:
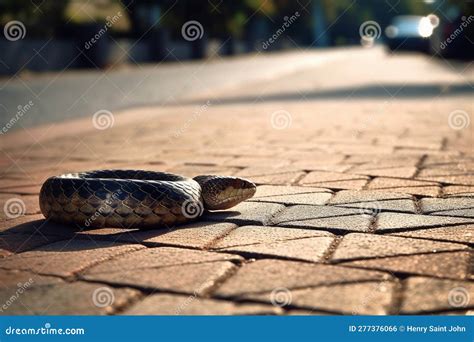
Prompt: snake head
<box><xmin>193</xmin><ymin>175</ymin><xmax>256</xmax><ymax>210</ymax></box>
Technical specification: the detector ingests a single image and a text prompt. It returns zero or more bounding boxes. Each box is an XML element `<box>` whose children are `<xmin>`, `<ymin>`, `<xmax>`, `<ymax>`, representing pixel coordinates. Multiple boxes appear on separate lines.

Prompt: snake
<box><xmin>39</xmin><ymin>170</ymin><xmax>256</xmax><ymax>229</ymax></box>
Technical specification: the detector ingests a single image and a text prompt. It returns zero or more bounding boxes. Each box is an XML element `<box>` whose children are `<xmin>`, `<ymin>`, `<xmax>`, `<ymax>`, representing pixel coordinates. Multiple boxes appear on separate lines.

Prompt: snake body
<box><xmin>39</xmin><ymin>170</ymin><xmax>256</xmax><ymax>229</ymax></box>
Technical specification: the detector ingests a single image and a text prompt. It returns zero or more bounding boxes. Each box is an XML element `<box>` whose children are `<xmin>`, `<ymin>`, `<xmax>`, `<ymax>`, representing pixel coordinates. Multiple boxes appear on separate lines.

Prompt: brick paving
<box><xmin>0</xmin><ymin>49</ymin><xmax>473</xmax><ymax>315</ymax></box>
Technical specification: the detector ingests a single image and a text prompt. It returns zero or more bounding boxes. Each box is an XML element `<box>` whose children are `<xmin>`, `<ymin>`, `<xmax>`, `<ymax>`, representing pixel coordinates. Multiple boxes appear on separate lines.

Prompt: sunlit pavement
<box><xmin>0</xmin><ymin>47</ymin><xmax>473</xmax><ymax>315</ymax></box>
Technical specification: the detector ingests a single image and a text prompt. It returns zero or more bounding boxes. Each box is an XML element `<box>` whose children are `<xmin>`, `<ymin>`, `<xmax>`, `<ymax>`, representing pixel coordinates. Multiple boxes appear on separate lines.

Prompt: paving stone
<box><xmin>124</xmin><ymin>293</ymin><xmax>281</xmax><ymax>315</ymax></box>
<box><xmin>85</xmin><ymin>247</ymin><xmax>242</xmax><ymax>274</ymax></box>
<box><xmin>329</xmin><ymin>190</ymin><xmax>412</xmax><ymax>203</ymax></box>
<box><xmin>390</xmin><ymin>224</ymin><xmax>474</xmax><ymax>244</ymax></box>
<box><xmin>299</xmin><ymin>171</ymin><xmax>369</xmax><ymax>190</ymax></box>
<box><xmin>0</xmin><ymin>233</ymin><xmax>63</xmax><ymax>258</ymax></box>
<box><xmin>329</xmin><ymin>190</ymin><xmax>416</xmax><ymax>213</ymax></box>
<box><xmin>202</xmin><ymin>201</ymin><xmax>285</xmax><ymax>226</ymax></box>
<box><xmin>0</xmin><ymin>216</ymin><xmax>80</xmax><ymax>237</ymax></box>
<box><xmin>443</xmin><ymin>185</ymin><xmax>474</xmax><ymax>197</ymax></box>
<box><xmin>276</xmin><ymin>215</ymin><xmax>372</xmax><ymax>232</ymax></box>
<box><xmin>0</xmin><ymin>281</ymin><xmax>140</xmax><ymax>315</ymax></box>
<box><xmin>421</xmin><ymin>198</ymin><xmax>474</xmax><ymax>218</ymax></box>
<box><xmin>342</xmin><ymin>251</ymin><xmax>471</xmax><ymax>279</ymax></box>
<box><xmin>250</xmin><ymin>192</ymin><xmax>332</xmax><ymax>206</ymax></box>
<box><xmin>352</xmin><ymin>166</ymin><xmax>417</xmax><ymax>178</ymax></box>
<box><xmin>417</xmin><ymin>174</ymin><xmax>474</xmax><ymax>186</ymax></box>
<box><xmin>377</xmin><ymin>213</ymin><xmax>474</xmax><ymax>232</ymax></box>
<box><xmin>221</xmin><ymin>236</ymin><xmax>335</xmax><ymax>263</ymax></box>
<box><xmin>367</xmin><ymin>177</ymin><xmax>441</xmax><ymax>196</ymax></box>
<box><xmin>212</xmin><ymin>225</ymin><xmax>332</xmax><ymax>249</ymax></box>
<box><xmin>245</xmin><ymin>281</ymin><xmax>395</xmax><ymax>315</ymax></box>
<box><xmin>272</xmin><ymin>205</ymin><xmax>361</xmax><ymax>224</ymax></box>
<box><xmin>77</xmin><ymin>222</ymin><xmax>236</xmax><ymax>249</ymax></box>
<box><xmin>0</xmin><ymin>269</ymin><xmax>61</xmax><ymax>288</ymax></box>
<box><xmin>215</xmin><ymin>259</ymin><xmax>391</xmax><ymax>298</ymax></box>
<box><xmin>0</xmin><ymin>240</ymin><xmax>144</xmax><ymax>277</ymax></box>
<box><xmin>84</xmin><ymin>261</ymin><xmax>237</xmax><ymax>294</ymax></box>
<box><xmin>401</xmin><ymin>277</ymin><xmax>474</xmax><ymax>313</ymax></box>
<box><xmin>331</xmin><ymin>233</ymin><xmax>468</xmax><ymax>261</ymax></box>
<box><xmin>252</xmin><ymin>185</ymin><xmax>332</xmax><ymax>198</ymax></box>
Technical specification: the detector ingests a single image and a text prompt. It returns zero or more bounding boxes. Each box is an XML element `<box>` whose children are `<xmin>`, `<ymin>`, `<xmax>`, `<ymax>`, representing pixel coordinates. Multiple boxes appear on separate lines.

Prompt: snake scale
<box><xmin>39</xmin><ymin>170</ymin><xmax>256</xmax><ymax>229</ymax></box>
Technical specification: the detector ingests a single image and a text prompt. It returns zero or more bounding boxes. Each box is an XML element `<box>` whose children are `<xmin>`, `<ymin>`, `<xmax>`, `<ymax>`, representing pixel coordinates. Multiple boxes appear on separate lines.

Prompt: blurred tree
<box><xmin>0</xmin><ymin>0</ymin><xmax>69</xmax><ymax>37</ymax></box>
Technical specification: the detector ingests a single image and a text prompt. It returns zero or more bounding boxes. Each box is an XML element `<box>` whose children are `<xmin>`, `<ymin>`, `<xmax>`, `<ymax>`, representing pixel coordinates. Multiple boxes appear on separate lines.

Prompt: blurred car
<box><xmin>385</xmin><ymin>15</ymin><xmax>433</xmax><ymax>52</ymax></box>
